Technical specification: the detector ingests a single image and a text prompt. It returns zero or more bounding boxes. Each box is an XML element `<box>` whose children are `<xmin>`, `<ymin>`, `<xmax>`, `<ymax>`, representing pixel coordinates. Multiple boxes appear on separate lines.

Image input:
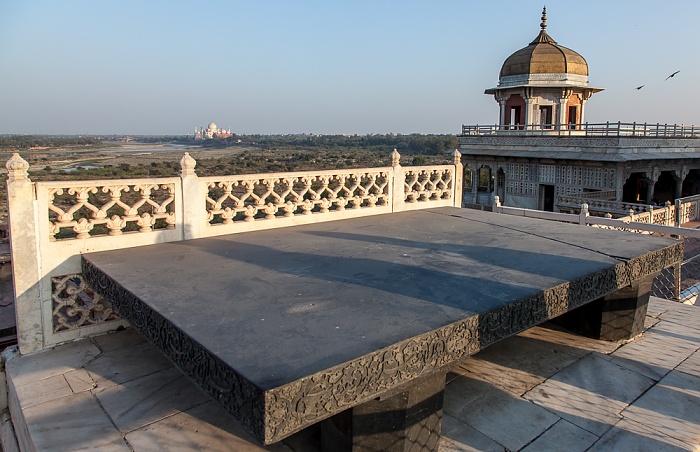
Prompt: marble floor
<box><xmin>1</xmin><ymin>297</ymin><xmax>699</xmax><ymax>451</ymax></box>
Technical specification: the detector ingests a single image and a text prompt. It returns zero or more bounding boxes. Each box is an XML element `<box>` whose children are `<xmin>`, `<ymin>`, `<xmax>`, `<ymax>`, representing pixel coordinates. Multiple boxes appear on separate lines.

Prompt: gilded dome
<box><xmin>499</xmin><ymin>8</ymin><xmax>588</xmax><ymax>79</ymax></box>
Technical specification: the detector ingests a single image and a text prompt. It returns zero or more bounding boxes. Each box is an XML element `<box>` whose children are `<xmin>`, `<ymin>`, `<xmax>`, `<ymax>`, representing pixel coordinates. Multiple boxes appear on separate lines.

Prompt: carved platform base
<box><xmin>321</xmin><ymin>372</ymin><xmax>445</xmax><ymax>452</ymax></box>
<box><xmin>554</xmin><ymin>275</ymin><xmax>654</xmax><ymax>341</ymax></box>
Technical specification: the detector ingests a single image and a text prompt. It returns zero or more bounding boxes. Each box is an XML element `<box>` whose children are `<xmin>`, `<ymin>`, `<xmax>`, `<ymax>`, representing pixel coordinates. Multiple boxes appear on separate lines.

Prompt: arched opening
<box><xmin>464</xmin><ymin>165</ymin><xmax>473</xmax><ymax>192</ymax></box>
<box><xmin>478</xmin><ymin>165</ymin><xmax>493</xmax><ymax>192</ymax></box>
<box><xmin>504</xmin><ymin>95</ymin><xmax>525</xmax><ymax>129</ymax></box>
<box><xmin>566</xmin><ymin>94</ymin><xmax>581</xmax><ymax>129</ymax></box>
<box><xmin>682</xmin><ymin>169</ymin><xmax>700</xmax><ymax>197</ymax></box>
<box><xmin>652</xmin><ymin>171</ymin><xmax>677</xmax><ymax>205</ymax></box>
<box><xmin>622</xmin><ymin>173</ymin><xmax>649</xmax><ymax>204</ymax></box>
<box><xmin>496</xmin><ymin>168</ymin><xmax>506</xmax><ymax>203</ymax></box>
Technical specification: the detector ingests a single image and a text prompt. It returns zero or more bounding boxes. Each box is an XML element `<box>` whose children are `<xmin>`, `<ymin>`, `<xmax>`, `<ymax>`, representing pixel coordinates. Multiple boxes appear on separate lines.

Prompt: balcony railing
<box><xmin>461</xmin><ymin>122</ymin><xmax>700</xmax><ymax>138</ymax></box>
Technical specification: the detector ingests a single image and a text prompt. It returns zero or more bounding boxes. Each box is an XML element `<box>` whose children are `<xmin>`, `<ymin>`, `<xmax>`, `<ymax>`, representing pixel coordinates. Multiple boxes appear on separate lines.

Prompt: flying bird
<box><xmin>665</xmin><ymin>70</ymin><xmax>680</xmax><ymax>80</ymax></box>
<box><xmin>636</xmin><ymin>85</ymin><xmax>644</xmax><ymax>90</ymax></box>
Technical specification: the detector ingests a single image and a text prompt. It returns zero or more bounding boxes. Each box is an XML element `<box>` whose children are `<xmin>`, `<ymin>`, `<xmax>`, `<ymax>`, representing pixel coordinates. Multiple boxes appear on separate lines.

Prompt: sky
<box><xmin>1</xmin><ymin>0</ymin><xmax>699</xmax><ymax>136</ymax></box>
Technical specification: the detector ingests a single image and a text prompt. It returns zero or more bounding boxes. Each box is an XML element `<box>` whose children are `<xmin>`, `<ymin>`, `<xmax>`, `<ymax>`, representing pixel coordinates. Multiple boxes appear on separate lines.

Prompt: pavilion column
<box><xmin>580</xmin><ymin>89</ymin><xmax>593</xmax><ymax>124</ymax></box>
<box><xmin>648</xmin><ymin>167</ymin><xmax>660</xmax><ymax>204</ymax></box>
<box><xmin>522</xmin><ymin>88</ymin><xmax>534</xmax><ymax>128</ymax></box>
<box><xmin>615</xmin><ymin>168</ymin><xmax>626</xmax><ymax>202</ymax></box>
<box><xmin>472</xmin><ymin>163</ymin><xmax>479</xmax><ymax>203</ymax></box>
<box><xmin>557</xmin><ymin>89</ymin><xmax>572</xmax><ymax>129</ymax></box>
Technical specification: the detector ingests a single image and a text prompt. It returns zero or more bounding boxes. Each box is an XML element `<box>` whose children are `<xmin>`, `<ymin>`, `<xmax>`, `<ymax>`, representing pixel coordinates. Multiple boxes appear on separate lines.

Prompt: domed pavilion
<box><xmin>485</xmin><ymin>7</ymin><xmax>602</xmax><ymax>129</ymax></box>
<box><xmin>459</xmin><ymin>8</ymin><xmax>700</xmax><ymax>213</ymax></box>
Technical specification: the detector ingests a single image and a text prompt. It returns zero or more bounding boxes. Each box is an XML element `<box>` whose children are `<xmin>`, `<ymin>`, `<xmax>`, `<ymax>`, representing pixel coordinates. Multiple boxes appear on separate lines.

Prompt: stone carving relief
<box><xmin>52</xmin><ymin>274</ymin><xmax>120</xmax><ymax>332</ymax></box>
<box><xmin>404</xmin><ymin>168</ymin><xmax>453</xmax><ymax>203</ymax></box>
<box><xmin>81</xmin><ymin>239</ymin><xmax>681</xmax><ymax>444</ymax></box>
<box><xmin>48</xmin><ymin>183</ymin><xmax>176</xmax><ymax>240</ymax></box>
<box><xmin>205</xmin><ymin>172</ymin><xmax>390</xmax><ymax>225</ymax></box>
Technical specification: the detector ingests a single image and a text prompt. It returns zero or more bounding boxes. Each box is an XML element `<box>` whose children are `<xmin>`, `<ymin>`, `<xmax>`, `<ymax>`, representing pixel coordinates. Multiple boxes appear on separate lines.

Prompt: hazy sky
<box><xmin>1</xmin><ymin>1</ymin><xmax>698</xmax><ymax>135</ymax></box>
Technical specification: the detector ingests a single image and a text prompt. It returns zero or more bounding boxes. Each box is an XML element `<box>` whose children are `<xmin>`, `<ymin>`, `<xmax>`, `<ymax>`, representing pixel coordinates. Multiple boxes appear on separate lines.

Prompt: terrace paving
<box><xmin>2</xmin><ymin>296</ymin><xmax>698</xmax><ymax>451</ymax></box>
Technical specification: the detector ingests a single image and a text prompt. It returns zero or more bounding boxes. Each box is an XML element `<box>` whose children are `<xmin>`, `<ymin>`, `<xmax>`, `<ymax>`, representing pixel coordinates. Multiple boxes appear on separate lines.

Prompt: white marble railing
<box><xmin>493</xmin><ymin>197</ymin><xmax>700</xmax><ymax>238</ymax></box>
<box><xmin>677</xmin><ymin>195</ymin><xmax>700</xmax><ymax>225</ymax></box>
<box><xmin>557</xmin><ymin>194</ymin><xmax>650</xmax><ymax>217</ymax></box>
<box><xmin>5</xmin><ymin>149</ymin><xmax>463</xmax><ymax>354</ymax></box>
<box><xmin>44</xmin><ymin>180</ymin><xmax>177</xmax><ymax>240</ymax></box>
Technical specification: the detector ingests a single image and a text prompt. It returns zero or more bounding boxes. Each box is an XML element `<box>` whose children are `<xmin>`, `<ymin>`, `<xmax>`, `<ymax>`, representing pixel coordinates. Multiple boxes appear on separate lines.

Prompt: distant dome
<box><xmin>498</xmin><ymin>8</ymin><xmax>588</xmax><ymax>83</ymax></box>
<box><xmin>208</xmin><ymin>121</ymin><xmax>217</xmax><ymax>131</ymax></box>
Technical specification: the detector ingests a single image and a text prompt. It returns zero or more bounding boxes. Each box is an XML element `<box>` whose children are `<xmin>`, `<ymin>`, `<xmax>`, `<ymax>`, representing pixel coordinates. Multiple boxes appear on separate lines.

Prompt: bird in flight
<box><xmin>665</xmin><ymin>70</ymin><xmax>680</xmax><ymax>80</ymax></box>
<box><xmin>635</xmin><ymin>85</ymin><xmax>644</xmax><ymax>90</ymax></box>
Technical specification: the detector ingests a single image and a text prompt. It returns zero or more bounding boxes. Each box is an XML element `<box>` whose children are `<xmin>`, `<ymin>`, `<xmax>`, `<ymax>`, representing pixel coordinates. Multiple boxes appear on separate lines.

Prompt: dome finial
<box><xmin>540</xmin><ymin>6</ymin><xmax>547</xmax><ymax>30</ymax></box>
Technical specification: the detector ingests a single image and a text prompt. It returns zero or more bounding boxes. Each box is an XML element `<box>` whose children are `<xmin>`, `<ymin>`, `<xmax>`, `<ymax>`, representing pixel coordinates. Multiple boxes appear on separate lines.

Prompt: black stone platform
<box><xmin>81</xmin><ymin>207</ymin><xmax>682</xmax><ymax>450</ymax></box>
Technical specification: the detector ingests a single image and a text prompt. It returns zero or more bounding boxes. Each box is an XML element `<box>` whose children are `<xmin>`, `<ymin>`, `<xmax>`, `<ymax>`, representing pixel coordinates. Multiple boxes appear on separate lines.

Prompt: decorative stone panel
<box><xmin>47</xmin><ymin>182</ymin><xmax>176</xmax><ymax>240</ymax></box>
<box><xmin>52</xmin><ymin>274</ymin><xmax>119</xmax><ymax>332</ymax></box>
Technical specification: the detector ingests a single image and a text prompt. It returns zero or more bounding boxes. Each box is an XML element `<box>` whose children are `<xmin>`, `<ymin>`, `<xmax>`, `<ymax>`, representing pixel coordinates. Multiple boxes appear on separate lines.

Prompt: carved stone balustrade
<box><xmin>5</xmin><ymin>150</ymin><xmax>464</xmax><ymax>354</ymax></box>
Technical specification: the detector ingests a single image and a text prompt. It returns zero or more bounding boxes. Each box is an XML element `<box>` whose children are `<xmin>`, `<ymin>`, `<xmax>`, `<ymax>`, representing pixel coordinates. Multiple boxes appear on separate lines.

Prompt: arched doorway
<box><xmin>496</xmin><ymin>168</ymin><xmax>506</xmax><ymax>204</ymax></box>
<box><xmin>622</xmin><ymin>173</ymin><xmax>649</xmax><ymax>204</ymax></box>
<box><xmin>682</xmin><ymin>169</ymin><xmax>700</xmax><ymax>197</ymax></box>
<box><xmin>653</xmin><ymin>171</ymin><xmax>677</xmax><ymax>204</ymax></box>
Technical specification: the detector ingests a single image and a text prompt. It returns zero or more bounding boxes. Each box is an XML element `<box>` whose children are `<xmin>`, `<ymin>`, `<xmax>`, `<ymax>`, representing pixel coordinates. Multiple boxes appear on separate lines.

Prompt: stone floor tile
<box><xmin>12</xmin><ymin>373</ymin><xmax>73</xmax><ymax>409</ymax></box>
<box><xmin>126</xmin><ymin>401</ymin><xmax>291</xmax><ymax>451</ymax></box>
<box><xmin>605</xmin><ymin>325</ymin><xmax>699</xmax><ymax>381</ymax></box>
<box><xmin>439</xmin><ymin>413</ymin><xmax>506</xmax><ymax>451</ymax></box>
<box><xmin>6</xmin><ymin>340</ymin><xmax>100</xmax><ymax>387</ymax></box>
<box><xmin>64</xmin><ymin>368</ymin><xmax>96</xmax><ymax>393</ymax></box>
<box><xmin>96</xmin><ymin>366</ymin><xmax>211</xmax><ymax>433</ymax></box>
<box><xmin>520</xmin><ymin>419</ymin><xmax>598</xmax><ymax>452</ymax></box>
<box><xmin>444</xmin><ymin>375</ymin><xmax>559</xmax><ymax>451</ymax></box>
<box><xmin>85</xmin><ymin>340</ymin><xmax>173</xmax><ymax>390</ymax></box>
<box><xmin>93</xmin><ymin>328</ymin><xmax>147</xmax><ymax>353</ymax></box>
<box><xmin>648</xmin><ymin>297</ymin><xmax>672</xmax><ymax>318</ymax></box>
<box><xmin>22</xmin><ymin>392</ymin><xmax>129</xmax><ymax>451</ymax></box>
<box><xmin>651</xmin><ymin>319</ymin><xmax>700</xmax><ymax>347</ymax></box>
<box><xmin>453</xmin><ymin>333</ymin><xmax>585</xmax><ymax>396</ymax></box>
<box><xmin>621</xmin><ymin>370</ymin><xmax>700</xmax><ymax>447</ymax></box>
<box><xmin>589</xmin><ymin>418</ymin><xmax>693</xmax><ymax>452</ymax></box>
<box><xmin>524</xmin><ymin>353</ymin><xmax>654</xmax><ymax>436</ymax></box>
<box><xmin>656</xmin><ymin>303</ymin><xmax>700</xmax><ymax>331</ymax></box>
<box><xmin>677</xmin><ymin>349</ymin><xmax>700</xmax><ymax>376</ymax></box>
<box><xmin>518</xmin><ymin>323</ymin><xmax>620</xmax><ymax>355</ymax></box>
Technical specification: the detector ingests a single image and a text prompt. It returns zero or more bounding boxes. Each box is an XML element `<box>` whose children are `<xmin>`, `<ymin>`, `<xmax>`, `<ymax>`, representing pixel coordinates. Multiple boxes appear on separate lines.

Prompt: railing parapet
<box><xmin>5</xmin><ymin>150</ymin><xmax>464</xmax><ymax>355</ymax></box>
<box><xmin>461</xmin><ymin>122</ymin><xmax>700</xmax><ymax>138</ymax></box>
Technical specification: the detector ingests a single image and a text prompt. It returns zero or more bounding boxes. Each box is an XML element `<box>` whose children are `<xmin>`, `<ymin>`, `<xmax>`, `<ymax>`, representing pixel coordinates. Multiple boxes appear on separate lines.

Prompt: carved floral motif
<box><xmin>52</xmin><ymin>274</ymin><xmax>120</xmax><ymax>332</ymax></box>
<box><xmin>47</xmin><ymin>183</ymin><xmax>176</xmax><ymax>240</ymax></box>
<box><xmin>205</xmin><ymin>172</ymin><xmax>389</xmax><ymax>225</ymax></box>
<box><xmin>404</xmin><ymin>168</ymin><xmax>454</xmax><ymax>203</ymax></box>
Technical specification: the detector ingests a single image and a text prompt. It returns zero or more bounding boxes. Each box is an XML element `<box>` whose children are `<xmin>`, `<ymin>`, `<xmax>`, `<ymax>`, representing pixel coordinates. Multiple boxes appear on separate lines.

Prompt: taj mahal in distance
<box><xmin>194</xmin><ymin>121</ymin><xmax>233</xmax><ymax>140</ymax></box>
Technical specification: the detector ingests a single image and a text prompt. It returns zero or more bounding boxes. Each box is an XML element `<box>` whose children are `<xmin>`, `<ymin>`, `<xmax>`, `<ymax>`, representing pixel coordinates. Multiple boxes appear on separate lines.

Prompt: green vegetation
<box><xmin>0</xmin><ymin>135</ymin><xmax>101</xmax><ymax>150</ymax></box>
<box><xmin>205</xmin><ymin>133</ymin><xmax>458</xmax><ymax>155</ymax></box>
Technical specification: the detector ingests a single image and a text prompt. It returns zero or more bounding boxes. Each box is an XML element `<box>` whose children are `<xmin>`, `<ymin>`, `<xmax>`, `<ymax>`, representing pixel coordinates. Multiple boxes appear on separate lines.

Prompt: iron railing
<box><xmin>461</xmin><ymin>122</ymin><xmax>700</xmax><ymax>138</ymax></box>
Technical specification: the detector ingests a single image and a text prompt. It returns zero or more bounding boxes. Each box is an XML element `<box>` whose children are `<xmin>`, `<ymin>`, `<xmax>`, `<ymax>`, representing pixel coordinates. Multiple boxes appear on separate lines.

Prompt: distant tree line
<box><xmin>205</xmin><ymin>133</ymin><xmax>458</xmax><ymax>155</ymax></box>
<box><xmin>0</xmin><ymin>135</ymin><xmax>101</xmax><ymax>150</ymax></box>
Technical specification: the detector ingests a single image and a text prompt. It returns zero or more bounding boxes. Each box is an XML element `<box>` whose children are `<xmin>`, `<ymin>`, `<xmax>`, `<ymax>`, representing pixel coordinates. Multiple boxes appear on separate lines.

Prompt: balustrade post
<box><xmin>180</xmin><ymin>153</ymin><xmax>207</xmax><ymax>240</ymax></box>
<box><xmin>579</xmin><ymin>203</ymin><xmax>589</xmax><ymax>225</ymax></box>
<box><xmin>6</xmin><ymin>153</ymin><xmax>44</xmax><ymax>353</ymax></box>
<box><xmin>675</xmin><ymin>199</ymin><xmax>682</xmax><ymax>227</ymax></box>
<box><xmin>493</xmin><ymin>195</ymin><xmax>501</xmax><ymax>213</ymax></box>
<box><xmin>452</xmin><ymin>150</ymin><xmax>463</xmax><ymax>208</ymax></box>
<box><xmin>390</xmin><ymin>149</ymin><xmax>404</xmax><ymax>212</ymax></box>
